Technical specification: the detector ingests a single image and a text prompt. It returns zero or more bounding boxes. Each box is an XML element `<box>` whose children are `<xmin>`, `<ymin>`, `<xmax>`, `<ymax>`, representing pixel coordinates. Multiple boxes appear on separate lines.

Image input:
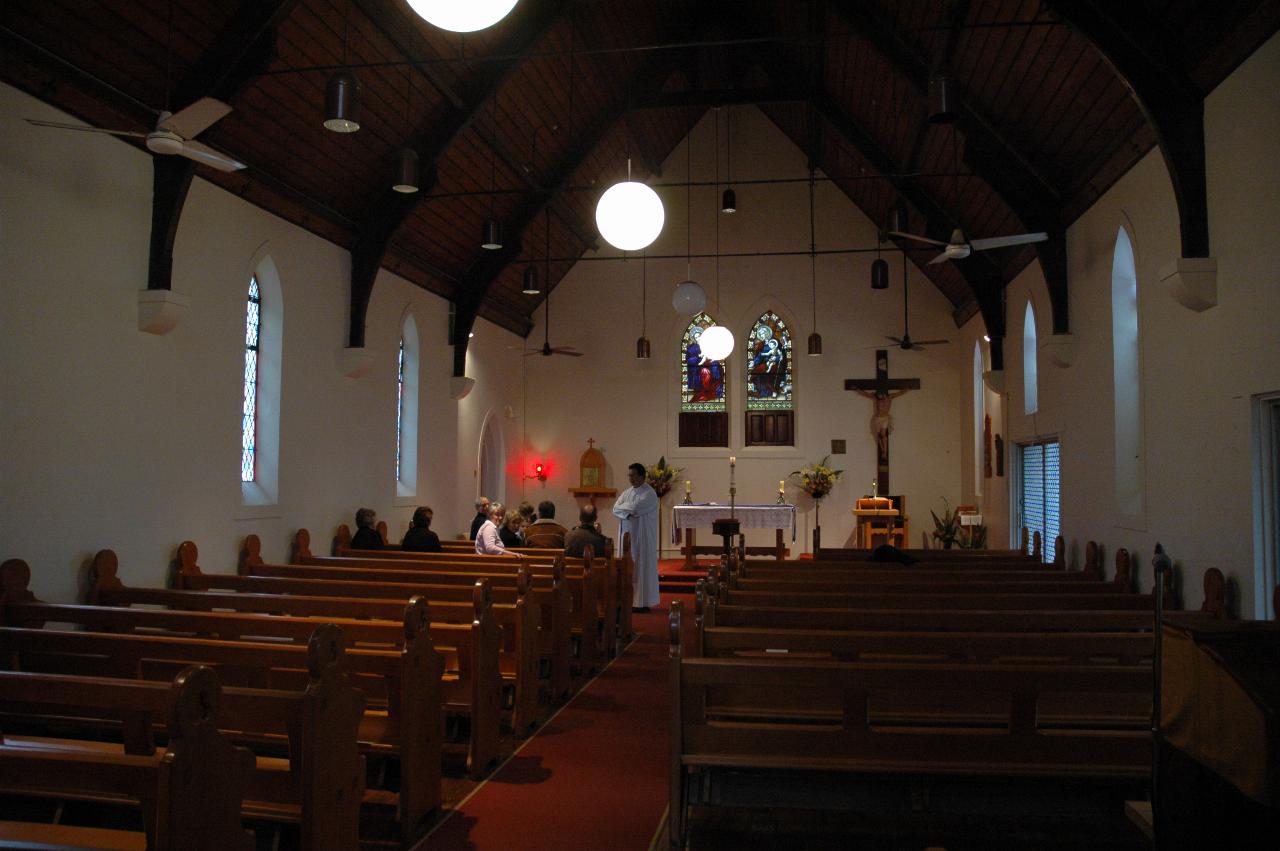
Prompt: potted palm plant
<box><xmin>931</xmin><ymin>499</ymin><xmax>961</xmax><ymax>549</ymax></box>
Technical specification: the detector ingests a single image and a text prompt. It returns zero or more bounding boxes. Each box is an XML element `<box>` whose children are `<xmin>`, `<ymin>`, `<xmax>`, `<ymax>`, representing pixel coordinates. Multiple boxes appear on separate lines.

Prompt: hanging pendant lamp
<box><xmin>807</xmin><ymin>167</ymin><xmax>822</xmax><ymax>356</ymax></box>
<box><xmin>871</xmin><ymin>236</ymin><xmax>889</xmax><ymax>289</ymax></box>
<box><xmin>324</xmin><ymin>70</ymin><xmax>360</xmax><ymax>132</ymax></box>
<box><xmin>720</xmin><ymin>106</ymin><xmax>737</xmax><ymax>213</ymax></box>
<box><xmin>597</xmin><ymin>161</ymin><xmax>664</xmax><ymax>251</ymax></box>
<box><xmin>481</xmin><ymin>98</ymin><xmax>503</xmax><ymax>250</ymax></box>
<box><xmin>636</xmin><ymin>252</ymin><xmax>651</xmax><ymax>359</ymax></box>
<box><xmin>391</xmin><ymin>61</ymin><xmax>418</xmax><ymax>192</ymax></box>
<box><xmin>521</xmin><ymin>265</ymin><xmax>540</xmax><ymax>295</ymax></box>
<box><xmin>699</xmin><ymin>109</ymin><xmax>734</xmax><ymax>361</ymax></box>
<box><xmin>407</xmin><ymin>0</ymin><xmax>520</xmax><ymax>32</ymax></box>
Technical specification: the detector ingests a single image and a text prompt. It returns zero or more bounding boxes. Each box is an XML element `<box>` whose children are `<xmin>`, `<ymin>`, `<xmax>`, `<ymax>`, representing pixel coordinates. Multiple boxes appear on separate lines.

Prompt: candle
<box><xmin>729</xmin><ymin>456</ymin><xmax>736</xmax><ymax>467</ymax></box>
<box><xmin>685</xmin><ymin>480</ymin><xmax>691</xmax><ymax>494</ymax></box>
<box><xmin>778</xmin><ymin>480</ymin><xmax>785</xmax><ymax>493</ymax></box>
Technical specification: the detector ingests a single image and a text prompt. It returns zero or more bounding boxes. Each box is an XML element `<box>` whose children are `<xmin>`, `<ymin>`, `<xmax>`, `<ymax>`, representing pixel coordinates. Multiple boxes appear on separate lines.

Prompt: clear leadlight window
<box><xmin>680</xmin><ymin>312</ymin><xmax>727</xmax><ymax>412</ymax></box>
<box><xmin>745</xmin><ymin>311</ymin><xmax>792</xmax><ymax>410</ymax></box>
<box><xmin>396</xmin><ymin>339</ymin><xmax>405</xmax><ymax>481</ymax></box>
<box><xmin>240</xmin><ymin>277</ymin><xmax>260</xmax><ymax>482</ymax></box>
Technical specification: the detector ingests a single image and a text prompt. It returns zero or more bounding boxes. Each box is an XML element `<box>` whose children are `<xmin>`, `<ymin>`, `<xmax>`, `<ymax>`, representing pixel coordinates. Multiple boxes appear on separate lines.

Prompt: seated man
<box><xmin>475</xmin><ymin>502</ymin><xmax>523</xmax><ymax>557</ymax></box>
<box><xmin>564</xmin><ymin>504</ymin><xmax>609</xmax><ymax>558</ymax></box>
<box><xmin>402</xmin><ymin>506</ymin><xmax>442</xmax><ymax>553</ymax></box>
<box><xmin>523</xmin><ymin>500</ymin><xmax>568</xmax><ymax>549</ymax></box>
<box><xmin>469</xmin><ymin>496</ymin><xmax>491</xmax><ymax>541</ymax></box>
<box><xmin>351</xmin><ymin>507</ymin><xmax>382</xmax><ymax>550</ymax></box>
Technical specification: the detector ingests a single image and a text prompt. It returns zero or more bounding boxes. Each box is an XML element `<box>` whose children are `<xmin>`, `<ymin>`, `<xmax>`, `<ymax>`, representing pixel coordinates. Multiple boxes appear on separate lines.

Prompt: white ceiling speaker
<box><xmin>407</xmin><ymin>0</ymin><xmax>520</xmax><ymax>33</ymax></box>
<box><xmin>596</xmin><ymin>180</ymin><xmax>664</xmax><ymax>251</ymax></box>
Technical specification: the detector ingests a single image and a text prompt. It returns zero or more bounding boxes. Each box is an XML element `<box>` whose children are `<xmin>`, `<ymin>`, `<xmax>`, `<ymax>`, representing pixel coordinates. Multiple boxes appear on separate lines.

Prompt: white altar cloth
<box><xmin>670</xmin><ymin>503</ymin><xmax>798</xmax><ymax>544</ymax></box>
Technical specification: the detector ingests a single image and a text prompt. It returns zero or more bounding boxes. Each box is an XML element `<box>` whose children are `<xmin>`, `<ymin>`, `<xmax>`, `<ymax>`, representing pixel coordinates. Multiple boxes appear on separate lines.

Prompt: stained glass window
<box><xmin>240</xmin><ymin>277</ymin><xmax>260</xmax><ymax>482</ymax></box>
<box><xmin>396</xmin><ymin>339</ymin><xmax>405</xmax><ymax>481</ymax></box>
<box><xmin>680</xmin><ymin>312</ymin><xmax>727</xmax><ymax>412</ymax></box>
<box><xmin>744</xmin><ymin>311</ymin><xmax>792</xmax><ymax>410</ymax></box>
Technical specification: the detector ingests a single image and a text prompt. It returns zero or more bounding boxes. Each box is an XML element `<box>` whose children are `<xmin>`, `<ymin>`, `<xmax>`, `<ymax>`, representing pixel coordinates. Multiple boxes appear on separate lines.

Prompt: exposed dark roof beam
<box><xmin>1045</xmin><ymin>0</ymin><xmax>1210</xmax><ymax>260</ymax></box>
<box><xmin>150</xmin><ymin>0</ymin><xmax>300</xmax><ymax>291</ymax></box>
<box><xmin>347</xmin><ymin>0</ymin><xmax>572</xmax><ymax>348</ymax></box>
<box><xmin>451</xmin><ymin>52</ymin><xmax>686</xmax><ymax>376</ymax></box>
<box><xmin>630</xmin><ymin>85</ymin><xmax>807</xmax><ymax>110</ymax></box>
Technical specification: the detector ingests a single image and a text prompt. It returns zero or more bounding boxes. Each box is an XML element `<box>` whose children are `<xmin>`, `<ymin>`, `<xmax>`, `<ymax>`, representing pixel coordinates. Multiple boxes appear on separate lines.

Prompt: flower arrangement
<box><xmin>790</xmin><ymin>456</ymin><xmax>843</xmax><ymax>499</ymax></box>
<box><xmin>931</xmin><ymin>499</ymin><xmax>961</xmax><ymax>548</ymax></box>
<box><xmin>645</xmin><ymin>456</ymin><xmax>683</xmax><ymax>497</ymax></box>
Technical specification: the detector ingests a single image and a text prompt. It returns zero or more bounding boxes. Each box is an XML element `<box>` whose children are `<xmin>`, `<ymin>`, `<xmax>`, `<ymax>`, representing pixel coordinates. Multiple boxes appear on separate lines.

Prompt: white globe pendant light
<box><xmin>407</xmin><ymin>0</ymin><xmax>519</xmax><ymax>33</ymax></box>
<box><xmin>671</xmin><ymin>280</ymin><xmax>706</xmax><ymax>315</ymax></box>
<box><xmin>595</xmin><ymin>179</ymin><xmax>665</xmax><ymax>251</ymax></box>
<box><xmin>699</xmin><ymin>324</ymin><xmax>735</xmax><ymax>360</ymax></box>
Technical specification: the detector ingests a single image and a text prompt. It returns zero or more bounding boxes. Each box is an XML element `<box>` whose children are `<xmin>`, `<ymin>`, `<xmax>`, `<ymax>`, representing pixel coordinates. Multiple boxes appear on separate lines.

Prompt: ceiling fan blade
<box><xmin>178</xmin><ymin>140</ymin><xmax>246</xmax><ymax>171</ymax></box>
<box><xmin>913</xmin><ymin>339</ymin><xmax>951</xmax><ymax>346</ymax></box>
<box><xmin>159</xmin><ymin>97</ymin><xmax>232</xmax><ymax>139</ymax></box>
<box><xmin>25</xmin><ymin>119</ymin><xmax>146</xmax><ymax>138</ymax></box>
<box><xmin>885</xmin><ymin>336</ymin><xmax>906</xmax><ymax>345</ymax></box>
<box><xmin>927</xmin><ymin>251</ymin><xmax>951</xmax><ymax>265</ymax></box>
<box><xmin>969</xmin><ymin>232</ymin><xmax>1048</xmax><ymax>251</ymax></box>
<box><xmin>886</xmin><ymin>230</ymin><xmax>949</xmax><ymax>248</ymax></box>
<box><xmin>551</xmin><ymin>348</ymin><xmax>584</xmax><ymax>357</ymax></box>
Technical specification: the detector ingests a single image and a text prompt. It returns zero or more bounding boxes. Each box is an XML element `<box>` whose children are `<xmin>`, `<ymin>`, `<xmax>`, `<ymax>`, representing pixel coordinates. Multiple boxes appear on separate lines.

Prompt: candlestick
<box><xmin>685</xmin><ymin>480</ymin><xmax>691</xmax><ymax>494</ymax></box>
<box><xmin>778</xmin><ymin>480</ymin><xmax>785</xmax><ymax>493</ymax></box>
<box><xmin>777</xmin><ymin>479</ymin><xmax>786</xmax><ymax>504</ymax></box>
<box><xmin>872</xmin><ymin>478</ymin><xmax>878</xmax><ymax>498</ymax></box>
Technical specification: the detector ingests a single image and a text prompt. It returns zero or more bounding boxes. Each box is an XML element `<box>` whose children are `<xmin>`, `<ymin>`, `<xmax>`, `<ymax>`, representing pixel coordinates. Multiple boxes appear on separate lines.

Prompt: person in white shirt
<box><xmin>474</xmin><ymin>502</ymin><xmax>524</xmax><ymax>557</ymax></box>
<box><xmin>612</xmin><ymin>462</ymin><xmax>660</xmax><ymax>611</ymax></box>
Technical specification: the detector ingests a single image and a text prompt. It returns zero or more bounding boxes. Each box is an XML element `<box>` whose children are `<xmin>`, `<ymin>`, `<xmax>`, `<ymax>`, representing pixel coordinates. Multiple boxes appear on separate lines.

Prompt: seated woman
<box><xmin>499</xmin><ymin>510</ymin><xmax>524</xmax><ymax>550</ymax></box>
<box><xmin>351</xmin><ymin>507</ymin><xmax>382</xmax><ymax>550</ymax></box>
<box><xmin>402</xmin><ymin>506</ymin><xmax>442</xmax><ymax>552</ymax></box>
<box><xmin>475</xmin><ymin>502</ymin><xmax>523</xmax><ymax>557</ymax></box>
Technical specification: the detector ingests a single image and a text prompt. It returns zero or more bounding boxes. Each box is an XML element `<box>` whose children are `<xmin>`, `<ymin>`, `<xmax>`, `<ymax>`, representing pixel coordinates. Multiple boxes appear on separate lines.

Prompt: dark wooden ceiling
<box><xmin>3</xmin><ymin>0</ymin><xmax>1276</xmax><ymax>345</ymax></box>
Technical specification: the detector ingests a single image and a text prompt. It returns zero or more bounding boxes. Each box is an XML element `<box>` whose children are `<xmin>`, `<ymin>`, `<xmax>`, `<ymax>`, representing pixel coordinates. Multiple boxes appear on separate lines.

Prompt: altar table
<box><xmin>671</xmin><ymin>503</ymin><xmax>797</xmax><ymax>567</ymax></box>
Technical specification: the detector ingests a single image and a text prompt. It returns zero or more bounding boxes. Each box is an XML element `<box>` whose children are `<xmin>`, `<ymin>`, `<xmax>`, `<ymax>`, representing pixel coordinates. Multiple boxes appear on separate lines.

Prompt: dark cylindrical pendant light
<box><xmin>635</xmin><ymin>337</ymin><xmax>651</xmax><ymax>359</ymax></box>
<box><xmin>482</xmin><ymin>218</ymin><xmax>503</xmax><ymax>250</ymax></box>
<box><xmin>928</xmin><ymin>72</ymin><xmax>958</xmax><ymax>124</ymax></box>
<box><xmin>392</xmin><ymin>148</ymin><xmax>419</xmax><ymax>193</ymax></box>
<box><xmin>521</xmin><ymin>265</ymin><xmax>540</xmax><ymax>294</ymax></box>
<box><xmin>720</xmin><ymin>187</ymin><xmax>736</xmax><ymax>214</ymax></box>
<box><xmin>324</xmin><ymin>71</ymin><xmax>361</xmax><ymax>132</ymax></box>
<box><xmin>807</xmin><ymin>331</ymin><xmax>823</xmax><ymax>356</ymax></box>
<box><xmin>871</xmin><ymin>257</ymin><xmax>890</xmax><ymax>289</ymax></box>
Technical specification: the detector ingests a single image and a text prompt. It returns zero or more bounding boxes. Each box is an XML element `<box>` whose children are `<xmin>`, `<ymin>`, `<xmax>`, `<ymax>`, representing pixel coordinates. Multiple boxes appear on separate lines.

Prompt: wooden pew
<box><xmin>271</xmin><ymin>537</ymin><xmax>598</xmax><ymax>679</ymax></box>
<box><xmin>666</xmin><ymin>602</ymin><xmax>1152</xmax><ymax>849</ymax></box>
<box><xmin>0</xmin><ymin>666</ymin><xmax>256</xmax><ymax>851</ymax></box>
<box><xmin>0</xmin><ymin>613</ymin><xmax>366</xmax><ymax>850</ymax></box>
<box><xmin>241</xmin><ymin>536</ymin><xmax>545</xmax><ymax>732</ymax></box>
<box><xmin>323</xmin><ymin>526</ymin><xmax>630</xmax><ymax>657</ymax></box>
<box><xmin>715</xmin><ymin>585</ymin><xmax>1154</xmax><ymax>611</ymax></box>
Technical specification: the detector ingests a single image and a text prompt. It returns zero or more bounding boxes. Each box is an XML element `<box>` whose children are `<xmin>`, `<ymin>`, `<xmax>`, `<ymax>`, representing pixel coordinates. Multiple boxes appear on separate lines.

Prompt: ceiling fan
<box><xmin>888</xmin><ymin>227</ymin><xmax>1047</xmax><ymax>265</ymax></box>
<box><xmin>25</xmin><ymin>97</ymin><xmax>246</xmax><ymax>172</ymax></box>
<box><xmin>515</xmin><ymin>292</ymin><xmax>583</xmax><ymax>358</ymax></box>
<box><xmin>880</xmin><ymin>255</ymin><xmax>949</xmax><ymax>351</ymax></box>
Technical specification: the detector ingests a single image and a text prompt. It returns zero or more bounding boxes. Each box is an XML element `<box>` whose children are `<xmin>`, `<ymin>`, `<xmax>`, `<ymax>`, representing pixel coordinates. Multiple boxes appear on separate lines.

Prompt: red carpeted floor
<box><xmin>417</xmin><ymin>594</ymin><xmax>691</xmax><ymax>851</ymax></box>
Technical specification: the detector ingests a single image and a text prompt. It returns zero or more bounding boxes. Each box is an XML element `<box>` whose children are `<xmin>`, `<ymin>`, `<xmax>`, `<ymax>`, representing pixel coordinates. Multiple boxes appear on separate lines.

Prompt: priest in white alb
<box><xmin>613</xmin><ymin>461</ymin><xmax>660</xmax><ymax>611</ymax></box>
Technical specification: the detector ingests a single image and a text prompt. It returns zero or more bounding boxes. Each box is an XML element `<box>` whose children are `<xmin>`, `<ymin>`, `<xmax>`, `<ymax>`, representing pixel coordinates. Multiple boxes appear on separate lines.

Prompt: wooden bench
<box><xmin>667</xmin><ymin>602</ymin><xmax>1152</xmax><ymax>849</ymax></box>
<box><xmin>3</xmin><ymin>563</ymin><xmax>447</xmax><ymax>843</ymax></box>
<box><xmin>0</xmin><ymin>613</ymin><xmax>365</xmax><ymax>850</ymax></box>
<box><xmin>0</xmin><ymin>666</ymin><xmax>256</xmax><ymax>851</ymax></box>
<box><xmin>240</xmin><ymin>536</ymin><xmax>546</xmax><ymax>731</ymax></box>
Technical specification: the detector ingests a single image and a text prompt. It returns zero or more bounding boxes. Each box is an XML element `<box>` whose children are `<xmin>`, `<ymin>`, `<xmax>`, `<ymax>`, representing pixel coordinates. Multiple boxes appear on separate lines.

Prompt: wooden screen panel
<box><xmin>745</xmin><ymin>411</ymin><xmax>794</xmax><ymax>447</ymax></box>
<box><xmin>679</xmin><ymin>412</ymin><xmax>728</xmax><ymax>448</ymax></box>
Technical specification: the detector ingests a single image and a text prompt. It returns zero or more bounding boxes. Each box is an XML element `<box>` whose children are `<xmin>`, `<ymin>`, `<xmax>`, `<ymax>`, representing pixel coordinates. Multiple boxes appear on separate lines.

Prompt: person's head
<box><xmin>627</xmin><ymin>462</ymin><xmax>646</xmax><ymax>487</ymax></box>
<box><xmin>355</xmin><ymin>507</ymin><xmax>376</xmax><ymax>529</ymax></box>
<box><xmin>578</xmin><ymin>505</ymin><xmax>598</xmax><ymax>527</ymax></box>
<box><xmin>412</xmin><ymin>506</ymin><xmax>433</xmax><ymax>528</ymax></box>
<box><xmin>487</xmin><ymin>501</ymin><xmax>506</xmax><ymax>522</ymax></box>
<box><xmin>518</xmin><ymin>501</ymin><xmax>536</xmax><ymax>522</ymax></box>
<box><xmin>505</xmin><ymin>511</ymin><xmax>523</xmax><ymax>531</ymax></box>
<box><xmin>537</xmin><ymin>500</ymin><xmax>556</xmax><ymax>520</ymax></box>
<box><xmin>474</xmin><ymin>496</ymin><xmax>490</xmax><ymax>514</ymax></box>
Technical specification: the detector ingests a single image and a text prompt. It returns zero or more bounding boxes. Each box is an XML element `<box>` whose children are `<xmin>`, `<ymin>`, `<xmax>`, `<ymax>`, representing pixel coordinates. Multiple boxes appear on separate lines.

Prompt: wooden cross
<box><xmin>844</xmin><ymin>349</ymin><xmax>920</xmax><ymax>494</ymax></box>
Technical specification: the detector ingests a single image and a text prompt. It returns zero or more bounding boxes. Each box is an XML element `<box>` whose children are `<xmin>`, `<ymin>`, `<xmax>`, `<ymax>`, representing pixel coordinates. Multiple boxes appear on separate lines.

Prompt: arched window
<box><xmin>396</xmin><ymin>314</ymin><xmax>420</xmax><ymax>497</ymax></box>
<box><xmin>1111</xmin><ymin>226</ymin><xmax>1143</xmax><ymax>514</ymax></box>
<box><xmin>974</xmin><ymin>341</ymin><xmax>984</xmax><ymax>496</ymax></box>
<box><xmin>744</xmin><ymin>310</ymin><xmax>794</xmax><ymax>446</ymax></box>
<box><xmin>241</xmin><ymin>254</ymin><xmax>282</xmax><ymax>508</ymax></box>
<box><xmin>478</xmin><ymin>414</ymin><xmax>504</xmax><ymax>505</ymax></box>
<box><xmin>241</xmin><ymin>277</ymin><xmax>260</xmax><ymax>482</ymax></box>
<box><xmin>679</xmin><ymin>312</ymin><xmax>729</xmax><ymax>447</ymax></box>
<box><xmin>1023</xmin><ymin>301</ymin><xmax>1038</xmax><ymax>415</ymax></box>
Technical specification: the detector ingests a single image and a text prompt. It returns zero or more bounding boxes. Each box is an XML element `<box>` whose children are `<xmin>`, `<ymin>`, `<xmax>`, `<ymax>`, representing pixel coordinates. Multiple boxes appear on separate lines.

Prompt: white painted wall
<box><xmin>0</xmin><ymin>82</ymin><xmax>525</xmax><ymax>602</ymax></box>
<box><xmin>997</xmin><ymin>32</ymin><xmax>1280</xmax><ymax>615</ymax></box>
<box><xmin>521</xmin><ymin>108</ymin><xmax>967</xmax><ymax>555</ymax></box>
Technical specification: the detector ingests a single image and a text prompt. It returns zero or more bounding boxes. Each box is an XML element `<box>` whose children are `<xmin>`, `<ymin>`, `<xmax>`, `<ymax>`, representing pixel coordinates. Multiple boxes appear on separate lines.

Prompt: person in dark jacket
<box><xmin>565</xmin><ymin>505</ymin><xmax>609</xmax><ymax>558</ymax></box>
<box><xmin>469</xmin><ymin>496</ymin><xmax>491</xmax><ymax>540</ymax></box>
<box><xmin>351</xmin><ymin>507</ymin><xmax>382</xmax><ymax>550</ymax></box>
<box><xmin>523</xmin><ymin>500</ymin><xmax>568</xmax><ymax>548</ymax></box>
<box><xmin>402</xmin><ymin>506</ymin><xmax>442</xmax><ymax>553</ymax></box>
<box><xmin>498</xmin><ymin>510</ymin><xmax>524</xmax><ymax>549</ymax></box>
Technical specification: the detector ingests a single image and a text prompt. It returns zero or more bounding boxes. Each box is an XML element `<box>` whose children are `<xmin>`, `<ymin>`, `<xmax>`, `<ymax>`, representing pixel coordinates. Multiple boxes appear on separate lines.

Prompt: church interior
<box><xmin>2</xmin><ymin>1</ymin><xmax>1279</xmax><ymax>849</ymax></box>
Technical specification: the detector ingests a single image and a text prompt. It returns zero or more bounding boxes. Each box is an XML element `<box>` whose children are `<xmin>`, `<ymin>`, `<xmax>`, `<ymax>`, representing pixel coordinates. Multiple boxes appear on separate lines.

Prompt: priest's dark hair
<box><xmin>628</xmin><ymin>462</ymin><xmax>646</xmax><ymax>478</ymax></box>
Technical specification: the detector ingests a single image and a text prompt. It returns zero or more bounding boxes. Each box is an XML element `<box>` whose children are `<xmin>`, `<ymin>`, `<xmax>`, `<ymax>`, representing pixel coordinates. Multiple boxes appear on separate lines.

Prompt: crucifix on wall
<box><xmin>844</xmin><ymin>349</ymin><xmax>920</xmax><ymax>494</ymax></box>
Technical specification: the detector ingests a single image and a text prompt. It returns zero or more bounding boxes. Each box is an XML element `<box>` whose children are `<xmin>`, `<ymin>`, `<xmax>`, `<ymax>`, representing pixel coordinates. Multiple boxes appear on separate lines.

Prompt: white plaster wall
<box><xmin>1000</xmin><ymin>32</ymin><xmax>1280</xmax><ymax>614</ymax></box>
<box><xmin>0</xmin><ymin>82</ymin><xmax>525</xmax><ymax>601</ymax></box>
<box><xmin>521</xmin><ymin>108</ymin><xmax>967</xmax><ymax>555</ymax></box>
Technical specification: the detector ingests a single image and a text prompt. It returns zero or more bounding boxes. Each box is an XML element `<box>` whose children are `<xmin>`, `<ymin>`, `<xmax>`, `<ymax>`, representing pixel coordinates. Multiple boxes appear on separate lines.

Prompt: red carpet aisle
<box><xmin>418</xmin><ymin>595</ymin><xmax>689</xmax><ymax>851</ymax></box>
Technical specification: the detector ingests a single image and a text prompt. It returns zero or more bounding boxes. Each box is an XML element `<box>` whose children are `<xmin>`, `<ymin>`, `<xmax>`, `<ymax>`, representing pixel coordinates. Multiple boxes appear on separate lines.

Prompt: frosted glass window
<box><xmin>397</xmin><ymin>315</ymin><xmax>420</xmax><ymax>496</ymax></box>
<box><xmin>1023</xmin><ymin>301</ymin><xmax>1038</xmax><ymax>415</ymax></box>
<box><xmin>974</xmin><ymin>342</ymin><xmax>984</xmax><ymax>495</ymax></box>
<box><xmin>240</xmin><ymin>277</ymin><xmax>260</xmax><ymax>483</ymax></box>
<box><xmin>1111</xmin><ymin>227</ymin><xmax>1143</xmax><ymax>514</ymax></box>
<box><xmin>1018</xmin><ymin>440</ymin><xmax>1060</xmax><ymax>564</ymax></box>
<box><xmin>396</xmin><ymin>340</ymin><xmax>405</xmax><ymax>481</ymax></box>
